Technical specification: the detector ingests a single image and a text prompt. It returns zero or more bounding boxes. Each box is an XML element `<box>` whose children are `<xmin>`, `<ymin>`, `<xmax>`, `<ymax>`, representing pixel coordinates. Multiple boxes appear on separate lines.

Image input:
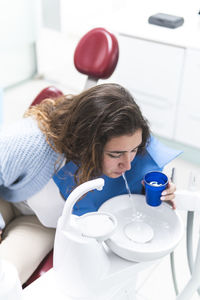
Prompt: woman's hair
<box><xmin>25</xmin><ymin>83</ymin><xmax>150</xmax><ymax>184</ymax></box>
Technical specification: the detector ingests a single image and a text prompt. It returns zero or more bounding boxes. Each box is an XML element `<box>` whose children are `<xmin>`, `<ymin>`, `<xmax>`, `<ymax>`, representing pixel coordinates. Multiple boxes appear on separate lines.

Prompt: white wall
<box><xmin>36</xmin><ymin>0</ymin><xmax>200</xmax><ymax>92</ymax></box>
<box><xmin>1</xmin><ymin>0</ymin><xmax>199</xmax><ymax>90</ymax></box>
<box><xmin>0</xmin><ymin>0</ymin><xmax>39</xmax><ymax>88</ymax></box>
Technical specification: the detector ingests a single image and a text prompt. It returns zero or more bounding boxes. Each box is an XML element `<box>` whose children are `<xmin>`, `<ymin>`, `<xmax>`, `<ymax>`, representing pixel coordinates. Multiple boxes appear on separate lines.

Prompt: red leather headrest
<box><xmin>74</xmin><ymin>28</ymin><xmax>119</xmax><ymax>79</ymax></box>
<box><xmin>31</xmin><ymin>86</ymin><xmax>63</xmax><ymax>106</ymax></box>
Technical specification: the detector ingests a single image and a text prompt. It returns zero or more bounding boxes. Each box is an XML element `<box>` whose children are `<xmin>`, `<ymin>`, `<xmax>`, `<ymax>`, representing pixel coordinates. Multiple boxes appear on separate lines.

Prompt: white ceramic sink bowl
<box><xmin>99</xmin><ymin>194</ymin><xmax>184</xmax><ymax>262</ymax></box>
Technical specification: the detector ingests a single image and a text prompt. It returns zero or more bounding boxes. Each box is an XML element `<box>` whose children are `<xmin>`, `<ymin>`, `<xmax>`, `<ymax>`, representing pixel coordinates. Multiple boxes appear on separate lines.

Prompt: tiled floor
<box><xmin>2</xmin><ymin>79</ymin><xmax>200</xmax><ymax>300</ymax></box>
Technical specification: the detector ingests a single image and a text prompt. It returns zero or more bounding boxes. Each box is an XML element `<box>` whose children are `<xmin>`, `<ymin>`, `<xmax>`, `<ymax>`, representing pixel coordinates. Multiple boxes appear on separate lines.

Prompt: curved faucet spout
<box><xmin>60</xmin><ymin>178</ymin><xmax>105</xmax><ymax>230</ymax></box>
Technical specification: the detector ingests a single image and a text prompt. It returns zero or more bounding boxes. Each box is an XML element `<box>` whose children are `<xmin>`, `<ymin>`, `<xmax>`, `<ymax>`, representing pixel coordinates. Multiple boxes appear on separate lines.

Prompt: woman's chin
<box><xmin>107</xmin><ymin>172</ymin><xmax>123</xmax><ymax>178</ymax></box>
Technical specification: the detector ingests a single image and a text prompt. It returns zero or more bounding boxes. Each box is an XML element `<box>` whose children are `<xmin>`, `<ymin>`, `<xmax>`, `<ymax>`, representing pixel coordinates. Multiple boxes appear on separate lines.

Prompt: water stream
<box><xmin>122</xmin><ymin>172</ymin><xmax>154</xmax><ymax>243</ymax></box>
<box><xmin>122</xmin><ymin>172</ymin><xmax>142</xmax><ymax>221</ymax></box>
<box><xmin>122</xmin><ymin>173</ymin><xmax>132</xmax><ymax>198</ymax></box>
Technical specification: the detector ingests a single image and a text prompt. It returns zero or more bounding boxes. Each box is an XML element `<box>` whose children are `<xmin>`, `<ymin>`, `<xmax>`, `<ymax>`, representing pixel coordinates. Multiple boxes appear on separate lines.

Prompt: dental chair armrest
<box><xmin>175</xmin><ymin>190</ymin><xmax>200</xmax><ymax>211</ymax></box>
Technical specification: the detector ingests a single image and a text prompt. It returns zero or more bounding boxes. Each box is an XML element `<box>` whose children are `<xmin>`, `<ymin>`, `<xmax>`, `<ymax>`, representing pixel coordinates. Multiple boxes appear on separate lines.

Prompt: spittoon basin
<box><xmin>98</xmin><ymin>194</ymin><xmax>184</xmax><ymax>262</ymax></box>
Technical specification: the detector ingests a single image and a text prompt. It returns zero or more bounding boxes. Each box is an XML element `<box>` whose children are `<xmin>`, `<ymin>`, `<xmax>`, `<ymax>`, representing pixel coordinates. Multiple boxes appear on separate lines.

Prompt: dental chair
<box><xmin>23</xmin><ymin>27</ymin><xmax>119</xmax><ymax>288</ymax></box>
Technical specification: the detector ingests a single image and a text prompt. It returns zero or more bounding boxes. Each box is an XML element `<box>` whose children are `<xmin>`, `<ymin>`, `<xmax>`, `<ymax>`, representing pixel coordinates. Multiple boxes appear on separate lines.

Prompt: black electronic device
<box><xmin>148</xmin><ymin>13</ymin><xmax>184</xmax><ymax>29</ymax></box>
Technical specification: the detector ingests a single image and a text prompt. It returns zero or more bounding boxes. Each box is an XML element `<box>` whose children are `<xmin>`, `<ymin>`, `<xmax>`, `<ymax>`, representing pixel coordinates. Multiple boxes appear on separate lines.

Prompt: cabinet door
<box><xmin>107</xmin><ymin>35</ymin><xmax>184</xmax><ymax>139</ymax></box>
<box><xmin>175</xmin><ymin>49</ymin><xmax>200</xmax><ymax>148</ymax></box>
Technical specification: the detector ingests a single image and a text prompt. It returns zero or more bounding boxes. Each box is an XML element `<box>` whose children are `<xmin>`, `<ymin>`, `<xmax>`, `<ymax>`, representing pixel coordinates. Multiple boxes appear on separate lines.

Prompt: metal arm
<box><xmin>176</xmin><ymin>231</ymin><xmax>200</xmax><ymax>299</ymax></box>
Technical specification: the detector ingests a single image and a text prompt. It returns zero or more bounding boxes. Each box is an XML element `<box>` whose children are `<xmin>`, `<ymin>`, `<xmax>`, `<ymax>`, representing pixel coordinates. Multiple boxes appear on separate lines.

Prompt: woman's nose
<box><xmin>120</xmin><ymin>153</ymin><xmax>132</xmax><ymax>170</ymax></box>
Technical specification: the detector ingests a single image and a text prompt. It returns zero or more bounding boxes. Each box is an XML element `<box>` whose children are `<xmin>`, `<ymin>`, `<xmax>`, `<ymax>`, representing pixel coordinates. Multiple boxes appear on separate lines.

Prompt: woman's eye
<box><xmin>131</xmin><ymin>148</ymin><xmax>138</xmax><ymax>153</ymax></box>
<box><xmin>108</xmin><ymin>153</ymin><xmax>121</xmax><ymax>158</ymax></box>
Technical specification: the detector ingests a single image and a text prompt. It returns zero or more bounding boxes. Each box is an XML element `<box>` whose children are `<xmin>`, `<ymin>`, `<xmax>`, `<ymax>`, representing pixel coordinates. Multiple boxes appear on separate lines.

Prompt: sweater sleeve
<box><xmin>0</xmin><ymin>164</ymin><xmax>5</xmax><ymax>229</ymax></box>
<box><xmin>0</xmin><ymin>167</ymin><xmax>3</xmax><ymax>186</ymax></box>
<box><xmin>0</xmin><ymin>118</ymin><xmax>60</xmax><ymax>202</ymax></box>
<box><xmin>0</xmin><ymin>120</ymin><xmax>38</xmax><ymax>188</ymax></box>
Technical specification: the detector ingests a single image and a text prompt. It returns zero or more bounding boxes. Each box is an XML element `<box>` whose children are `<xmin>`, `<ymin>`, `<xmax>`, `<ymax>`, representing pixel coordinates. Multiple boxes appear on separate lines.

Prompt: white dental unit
<box><xmin>2</xmin><ymin>177</ymin><xmax>197</xmax><ymax>300</ymax></box>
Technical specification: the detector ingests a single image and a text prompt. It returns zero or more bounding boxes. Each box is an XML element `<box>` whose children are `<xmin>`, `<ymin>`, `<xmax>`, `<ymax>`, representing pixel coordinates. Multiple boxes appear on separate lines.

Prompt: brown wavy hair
<box><xmin>25</xmin><ymin>83</ymin><xmax>150</xmax><ymax>184</ymax></box>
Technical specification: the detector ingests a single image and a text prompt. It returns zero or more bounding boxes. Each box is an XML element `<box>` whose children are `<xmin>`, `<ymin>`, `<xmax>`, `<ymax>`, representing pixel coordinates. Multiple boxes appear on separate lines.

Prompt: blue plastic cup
<box><xmin>144</xmin><ymin>171</ymin><xmax>168</xmax><ymax>207</ymax></box>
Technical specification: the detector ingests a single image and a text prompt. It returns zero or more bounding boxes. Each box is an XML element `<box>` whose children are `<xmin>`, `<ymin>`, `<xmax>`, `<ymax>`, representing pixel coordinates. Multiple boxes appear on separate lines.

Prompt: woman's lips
<box><xmin>113</xmin><ymin>171</ymin><xmax>124</xmax><ymax>176</ymax></box>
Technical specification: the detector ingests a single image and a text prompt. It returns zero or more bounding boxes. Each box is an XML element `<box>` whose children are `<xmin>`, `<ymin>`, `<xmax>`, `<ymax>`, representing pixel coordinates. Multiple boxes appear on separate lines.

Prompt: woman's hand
<box><xmin>160</xmin><ymin>182</ymin><xmax>176</xmax><ymax>209</ymax></box>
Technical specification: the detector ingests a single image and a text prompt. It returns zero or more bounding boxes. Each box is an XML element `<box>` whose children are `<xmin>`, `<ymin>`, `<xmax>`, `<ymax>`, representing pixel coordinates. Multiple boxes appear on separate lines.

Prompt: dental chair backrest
<box><xmin>74</xmin><ymin>27</ymin><xmax>119</xmax><ymax>90</ymax></box>
<box><xmin>30</xmin><ymin>27</ymin><xmax>119</xmax><ymax>107</ymax></box>
<box><xmin>23</xmin><ymin>27</ymin><xmax>119</xmax><ymax>288</ymax></box>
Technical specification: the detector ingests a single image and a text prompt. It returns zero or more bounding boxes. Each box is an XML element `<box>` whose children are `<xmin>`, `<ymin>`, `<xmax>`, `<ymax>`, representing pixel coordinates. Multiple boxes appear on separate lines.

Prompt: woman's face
<box><xmin>102</xmin><ymin>129</ymin><xmax>142</xmax><ymax>178</ymax></box>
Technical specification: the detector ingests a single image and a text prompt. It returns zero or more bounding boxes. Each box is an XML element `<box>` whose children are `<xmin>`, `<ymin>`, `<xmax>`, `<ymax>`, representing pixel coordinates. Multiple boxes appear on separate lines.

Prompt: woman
<box><xmin>0</xmin><ymin>83</ymin><xmax>179</xmax><ymax>284</ymax></box>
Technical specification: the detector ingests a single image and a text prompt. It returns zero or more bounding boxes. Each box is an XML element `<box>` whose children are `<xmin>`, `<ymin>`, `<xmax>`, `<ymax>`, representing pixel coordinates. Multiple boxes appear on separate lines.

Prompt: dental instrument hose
<box><xmin>186</xmin><ymin>211</ymin><xmax>194</xmax><ymax>275</ymax></box>
<box><xmin>170</xmin><ymin>167</ymin><xmax>179</xmax><ymax>296</ymax></box>
<box><xmin>187</xmin><ymin>211</ymin><xmax>200</xmax><ymax>295</ymax></box>
<box><xmin>172</xmin><ymin>170</ymin><xmax>200</xmax><ymax>297</ymax></box>
<box><xmin>186</xmin><ymin>172</ymin><xmax>200</xmax><ymax>295</ymax></box>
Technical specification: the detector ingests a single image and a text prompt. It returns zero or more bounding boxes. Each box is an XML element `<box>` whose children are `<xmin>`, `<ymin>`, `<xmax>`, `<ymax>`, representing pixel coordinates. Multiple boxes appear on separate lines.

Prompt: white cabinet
<box><xmin>175</xmin><ymin>49</ymin><xmax>200</xmax><ymax>149</ymax></box>
<box><xmin>108</xmin><ymin>35</ymin><xmax>185</xmax><ymax>139</ymax></box>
